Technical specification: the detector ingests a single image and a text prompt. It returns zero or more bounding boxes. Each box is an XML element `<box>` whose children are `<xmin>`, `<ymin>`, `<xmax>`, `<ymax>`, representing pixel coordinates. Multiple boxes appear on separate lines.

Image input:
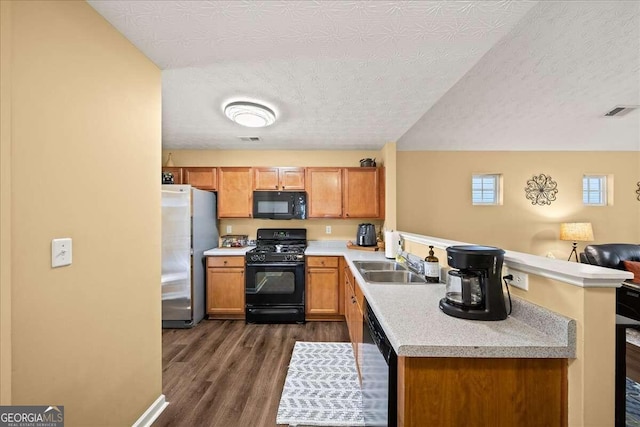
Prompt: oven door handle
<box><xmin>245</xmin><ymin>263</ymin><xmax>303</xmax><ymax>268</ymax></box>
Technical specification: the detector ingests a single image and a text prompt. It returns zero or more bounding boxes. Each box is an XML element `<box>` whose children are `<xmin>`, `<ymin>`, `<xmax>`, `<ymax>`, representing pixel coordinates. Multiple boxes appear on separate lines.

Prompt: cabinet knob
<box><xmin>282</xmin><ymin>186</ymin><xmax>285</xmax><ymax>190</ymax></box>
<box><xmin>346</xmin><ymin>213</ymin><xmax>349</xmax><ymax>217</ymax></box>
<box><xmin>223</xmin><ymin>260</ymin><xmax>227</xmax><ymax>265</ymax></box>
<box><xmin>275</xmin><ymin>185</ymin><xmax>278</xmax><ymax>189</ymax></box>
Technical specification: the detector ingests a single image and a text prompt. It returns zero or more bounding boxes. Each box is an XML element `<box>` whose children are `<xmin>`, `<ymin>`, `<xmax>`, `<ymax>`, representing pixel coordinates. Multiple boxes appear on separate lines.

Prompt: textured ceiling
<box><xmin>87</xmin><ymin>1</ymin><xmax>639</xmax><ymax>151</ymax></box>
<box><xmin>398</xmin><ymin>1</ymin><xmax>640</xmax><ymax>151</ymax></box>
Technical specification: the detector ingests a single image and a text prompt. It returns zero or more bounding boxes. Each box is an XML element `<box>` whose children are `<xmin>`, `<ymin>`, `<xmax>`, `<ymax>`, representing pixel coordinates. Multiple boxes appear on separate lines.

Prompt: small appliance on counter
<box><xmin>357</xmin><ymin>223</ymin><xmax>377</xmax><ymax>247</ymax></box>
<box><xmin>439</xmin><ymin>245</ymin><xmax>508</xmax><ymax>321</ymax></box>
<box><xmin>220</xmin><ymin>234</ymin><xmax>249</xmax><ymax>248</ymax></box>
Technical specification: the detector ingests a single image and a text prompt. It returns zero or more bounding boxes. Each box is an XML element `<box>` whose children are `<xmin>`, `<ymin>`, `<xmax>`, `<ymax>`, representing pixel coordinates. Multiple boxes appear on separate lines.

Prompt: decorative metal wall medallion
<box><xmin>636</xmin><ymin>181</ymin><xmax>640</xmax><ymax>201</ymax></box>
<box><xmin>525</xmin><ymin>174</ymin><xmax>558</xmax><ymax>205</ymax></box>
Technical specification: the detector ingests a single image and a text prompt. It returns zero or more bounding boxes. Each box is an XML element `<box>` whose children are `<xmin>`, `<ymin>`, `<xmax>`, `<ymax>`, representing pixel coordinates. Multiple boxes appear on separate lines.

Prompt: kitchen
<box><xmin>1</xmin><ymin>1</ymin><xmax>639</xmax><ymax>427</ymax></box>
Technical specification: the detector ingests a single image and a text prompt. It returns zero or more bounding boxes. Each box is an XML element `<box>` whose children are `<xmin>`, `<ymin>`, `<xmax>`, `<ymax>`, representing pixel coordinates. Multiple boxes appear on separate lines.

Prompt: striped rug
<box><xmin>276</xmin><ymin>341</ymin><xmax>364</xmax><ymax>427</ymax></box>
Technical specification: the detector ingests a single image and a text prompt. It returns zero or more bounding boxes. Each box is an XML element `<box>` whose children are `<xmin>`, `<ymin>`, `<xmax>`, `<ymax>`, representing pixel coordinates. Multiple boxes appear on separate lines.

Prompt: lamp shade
<box><xmin>559</xmin><ymin>222</ymin><xmax>594</xmax><ymax>242</ymax></box>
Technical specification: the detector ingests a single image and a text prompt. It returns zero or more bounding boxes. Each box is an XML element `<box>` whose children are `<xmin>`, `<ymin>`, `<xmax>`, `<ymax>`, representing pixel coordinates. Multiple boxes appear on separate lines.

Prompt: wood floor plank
<box><xmin>154</xmin><ymin>320</ymin><xmax>349</xmax><ymax>427</ymax></box>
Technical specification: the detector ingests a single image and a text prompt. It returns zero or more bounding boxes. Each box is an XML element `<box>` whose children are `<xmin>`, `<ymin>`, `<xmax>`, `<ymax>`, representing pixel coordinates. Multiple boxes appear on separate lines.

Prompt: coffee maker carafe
<box><xmin>439</xmin><ymin>245</ymin><xmax>508</xmax><ymax>321</ymax></box>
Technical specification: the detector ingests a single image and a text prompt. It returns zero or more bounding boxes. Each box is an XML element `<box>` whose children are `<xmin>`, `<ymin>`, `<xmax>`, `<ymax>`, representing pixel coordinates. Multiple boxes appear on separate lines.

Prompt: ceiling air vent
<box><xmin>604</xmin><ymin>105</ymin><xmax>639</xmax><ymax>117</ymax></box>
<box><xmin>238</xmin><ymin>136</ymin><xmax>261</xmax><ymax>142</ymax></box>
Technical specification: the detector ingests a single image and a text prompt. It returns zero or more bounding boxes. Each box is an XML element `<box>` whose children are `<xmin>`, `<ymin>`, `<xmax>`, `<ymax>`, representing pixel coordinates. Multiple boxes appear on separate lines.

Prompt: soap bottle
<box><xmin>424</xmin><ymin>246</ymin><xmax>440</xmax><ymax>283</ymax></box>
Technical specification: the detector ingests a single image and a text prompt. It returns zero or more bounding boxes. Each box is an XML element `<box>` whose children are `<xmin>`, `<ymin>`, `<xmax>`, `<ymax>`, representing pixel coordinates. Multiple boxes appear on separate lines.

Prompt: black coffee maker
<box><xmin>439</xmin><ymin>245</ymin><xmax>508</xmax><ymax>321</ymax></box>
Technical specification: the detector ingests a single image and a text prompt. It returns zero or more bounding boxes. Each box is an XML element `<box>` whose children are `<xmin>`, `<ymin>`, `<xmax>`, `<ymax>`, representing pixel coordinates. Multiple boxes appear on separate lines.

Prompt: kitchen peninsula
<box><xmin>203</xmin><ymin>230</ymin><xmax>637</xmax><ymax>426</ymax></box>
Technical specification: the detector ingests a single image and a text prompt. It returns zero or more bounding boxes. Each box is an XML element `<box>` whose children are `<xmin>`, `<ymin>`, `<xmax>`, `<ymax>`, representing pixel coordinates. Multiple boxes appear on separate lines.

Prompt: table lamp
<box><xmin>559</xmin><ymin>222</ymin><xmax>594</xmax><ymax>262</ymax></box>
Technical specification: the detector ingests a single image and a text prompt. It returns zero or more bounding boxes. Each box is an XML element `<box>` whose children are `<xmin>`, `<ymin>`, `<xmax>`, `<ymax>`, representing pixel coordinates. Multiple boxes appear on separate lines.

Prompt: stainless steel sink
<box><xmin>361</xmin><ymin>270</ymin><xmax>427</xmax><ymax>284</ymax></box>
<box><xmin>352</xmin><ymin>261</ymin><xmax>408</xmax><ymax>272</ymax></box>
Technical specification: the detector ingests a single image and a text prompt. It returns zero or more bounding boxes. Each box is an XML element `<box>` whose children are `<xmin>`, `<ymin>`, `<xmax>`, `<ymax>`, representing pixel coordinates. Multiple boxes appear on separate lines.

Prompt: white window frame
<box><xmin>472</xmin><ymin>174</ymin><xmax>502</xmax><ymax>206</ymax></box>
<box><xmin>583</xmin><ymin>175</ymin><xmax>608</xmax><ymax>206</ymax></box>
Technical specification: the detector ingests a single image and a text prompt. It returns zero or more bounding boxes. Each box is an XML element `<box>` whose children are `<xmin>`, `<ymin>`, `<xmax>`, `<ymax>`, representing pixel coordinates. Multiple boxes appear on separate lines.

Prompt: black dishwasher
<box><xmin>362</xmin><ymin>301</ymin><xmax>397</xmax><ymax>427</ymax></box>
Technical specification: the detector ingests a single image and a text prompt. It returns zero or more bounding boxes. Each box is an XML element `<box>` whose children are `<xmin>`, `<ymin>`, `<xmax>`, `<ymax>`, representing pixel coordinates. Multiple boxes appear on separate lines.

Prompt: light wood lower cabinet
<box><xmin>306</xmin><ymin>256</ymin><xmax>342</xmax><ymax>320</ymax></box>
<box><xmin>343</xmin><ymin>259</ymin><xmax>363</xmax><ymax>379</ymax></box>
<box><xmin>206</xmin><ymin>256</ymin><xmax>245</xmax><ymax>319</ymax></box>
<box><xmin>397</xmin><ymin>357</ymin><xmax>567</xmax><ymax>427</ymax></box>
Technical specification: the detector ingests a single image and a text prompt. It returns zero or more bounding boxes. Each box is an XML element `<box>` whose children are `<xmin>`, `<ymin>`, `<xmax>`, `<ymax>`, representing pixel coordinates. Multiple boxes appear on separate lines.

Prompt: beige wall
<box><xmin>2</xmin><ymin>1</ymin><xmax>162</xmax><ymax>425</ymax></box>
<box><xmin>0</xmin><ymin>0</ymin><xmax>13</xmax><ymax>406</ymax></box>
<box><xmin>398</xmin><ymin>151</ymin><xmax>640</xmax><ymax>257</ymax></box>
<box><xmin>164</xmin><ymin>149</ymin><xmax>386</xmax><ymax>241</ymax></box>
<box><xmin>379</xmin><ymin>142</ymin><xmax>397</xmax><ymax>231</ymax></box>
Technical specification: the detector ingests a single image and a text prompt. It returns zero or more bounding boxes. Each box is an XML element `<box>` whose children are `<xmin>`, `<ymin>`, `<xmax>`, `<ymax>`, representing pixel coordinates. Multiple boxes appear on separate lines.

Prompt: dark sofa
<box><xmin>580</xmin><ymin>243</ymin><xmax>640</xmax><ymax>320</ymax></box>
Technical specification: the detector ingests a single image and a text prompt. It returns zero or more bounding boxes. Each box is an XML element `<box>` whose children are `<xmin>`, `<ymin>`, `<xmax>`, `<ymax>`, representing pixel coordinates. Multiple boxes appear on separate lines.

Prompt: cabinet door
<box><xmin>343</xmin><ymin>167</ymin><xmax>380</xmax><ymax>218</ymax></box>
<box><xmin>206</xmin><ymin>268</ymin><xmax>245</xmax><ymax>315</ymax></box>
<box><xmin>306</xmin><ymin>168</ymin><xmax>342</xmax><ymax>218</ymax></box>
<box><xmin>162</xmin><ymin>167</ymin><xmax>183</xmax><ymax>184</ymax></box>
<box><xmin>354</xmin><ymin>302</ymin><xmax>363</xmax><ymax>380</ymax></box>
<box><xmin>184</xmin><ymin>167</ymin><xmax>217</xmax><ymax>190</ymax></box>
<box><xmin>280</xmin><ymin>167</ymin><xmax>305</xmax><ymax>190</ymax></box>
<box><xmin>307</xmin><ymin>268</ymin><xmax>340</xmax><ymax>315</ymax></box>
<box><xmin>218</xmin><ymin>167</ymin><xmax>253</xmax><ymax>218</ymax></box>
<box><xmin>253</xmin><ymin>167</ymin><xmax>279</xmax><ymax>190</ymax></box>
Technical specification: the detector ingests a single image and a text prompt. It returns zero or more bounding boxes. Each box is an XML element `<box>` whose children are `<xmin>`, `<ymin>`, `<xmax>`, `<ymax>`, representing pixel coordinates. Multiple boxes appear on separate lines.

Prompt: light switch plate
<box><xmin>52</xmin><ymin>238</ymin><xmax>72</xmax><ymax>268</ymax></box>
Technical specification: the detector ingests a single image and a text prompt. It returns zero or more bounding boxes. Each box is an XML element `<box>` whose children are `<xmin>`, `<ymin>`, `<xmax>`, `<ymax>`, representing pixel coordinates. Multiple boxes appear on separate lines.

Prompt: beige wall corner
<box><xmin>8</xmin><ymin>1</ymin><xmax>162</xmax><ymax>425</ymax></box>
<box><xmin>0</xmin><ymin>0</ymin><xmax>13</xmax><ymax>406</ymax></box>
<box><xmin>379</xmin><ymin>142</ymin><xmax>397</xmax><ymax>231</ymax></box>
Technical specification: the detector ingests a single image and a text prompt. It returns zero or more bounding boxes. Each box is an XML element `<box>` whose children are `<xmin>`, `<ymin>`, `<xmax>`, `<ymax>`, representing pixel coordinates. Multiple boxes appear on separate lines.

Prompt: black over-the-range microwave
<box><xmin>253</xmin><ymin>191</ymin><xmax>307</xmax><ymax>220</ymax></box>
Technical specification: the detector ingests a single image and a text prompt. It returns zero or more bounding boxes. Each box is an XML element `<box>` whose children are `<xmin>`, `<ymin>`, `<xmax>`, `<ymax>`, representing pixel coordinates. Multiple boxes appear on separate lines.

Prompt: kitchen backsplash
<box><xmin>219</xmin><ymin>218</ymin><xmax>384</xmax><ymax>241</ymax></box>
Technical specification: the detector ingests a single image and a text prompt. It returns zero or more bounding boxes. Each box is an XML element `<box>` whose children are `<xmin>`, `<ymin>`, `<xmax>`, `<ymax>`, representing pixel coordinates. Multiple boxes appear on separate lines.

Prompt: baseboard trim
<box><xmin>132</xmin><ymin>394</ymin><xmax>168</xmax><ymax>427</ymax></box>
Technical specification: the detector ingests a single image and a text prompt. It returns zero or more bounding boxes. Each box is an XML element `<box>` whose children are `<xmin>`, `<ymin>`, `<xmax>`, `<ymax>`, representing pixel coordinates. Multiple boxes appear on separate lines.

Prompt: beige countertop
<box><xmin>205</xmin><ymin>239</ymin><xmax>576</xmax><ymax>358</ymax></box>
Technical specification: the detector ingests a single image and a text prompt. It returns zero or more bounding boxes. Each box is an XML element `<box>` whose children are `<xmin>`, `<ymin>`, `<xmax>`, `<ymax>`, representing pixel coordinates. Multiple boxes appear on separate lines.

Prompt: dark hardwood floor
<box><xmin>154</xmin><ymin>320</ymin><xmax>350</xmax><ymax>427</ymax></box>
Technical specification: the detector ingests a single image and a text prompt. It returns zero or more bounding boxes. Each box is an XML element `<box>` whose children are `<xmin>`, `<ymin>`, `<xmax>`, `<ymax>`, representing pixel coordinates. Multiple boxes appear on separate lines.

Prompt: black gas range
<box><xmin>245</xmin><ymin>228</ymin><xmax>307</xmax><ymax>324</ymax></box>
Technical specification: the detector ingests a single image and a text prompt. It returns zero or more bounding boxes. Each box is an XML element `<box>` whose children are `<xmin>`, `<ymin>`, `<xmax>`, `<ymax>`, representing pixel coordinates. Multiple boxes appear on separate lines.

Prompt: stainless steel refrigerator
<box><xmin>161</xmin><ymin>185</ymin><xmax>218</xmax><ymax>328</ymax></box>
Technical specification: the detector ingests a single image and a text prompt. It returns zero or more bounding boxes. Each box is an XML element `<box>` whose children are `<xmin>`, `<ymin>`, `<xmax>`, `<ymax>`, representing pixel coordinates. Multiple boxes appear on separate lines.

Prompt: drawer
<box><xmin>306</xmin><ymin>256</ymin><xmax>339</xmax><ymax>268</ymax></box>
<box><xmin>207</xmin><ymin>256</ymin><xmax>245</xmax><ymax>268</ymax></box>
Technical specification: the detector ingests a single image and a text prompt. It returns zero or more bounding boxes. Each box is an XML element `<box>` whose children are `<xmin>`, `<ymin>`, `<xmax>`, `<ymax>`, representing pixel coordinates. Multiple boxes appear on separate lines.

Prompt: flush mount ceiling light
<box><xmin>223</xmin><ymin>101</ymin><xmax>276</xmax><ymax>128</ymax></box>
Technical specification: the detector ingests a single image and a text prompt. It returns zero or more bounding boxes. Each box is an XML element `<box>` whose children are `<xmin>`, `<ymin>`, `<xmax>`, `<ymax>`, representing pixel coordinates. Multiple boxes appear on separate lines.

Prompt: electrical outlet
<box><xmin>505</xmin><ymin>267</ymin><xmax>528</xmax><ymax>291</ymax></box>
<box><xmin>325</xmin><ymin>226</ymin><xmax>332</xmax><ymax>234</ymax></box>
<box><xmin>226</xmin><ymin>225</ymin><xmax>232</xmax><ymax>233</ymax></box>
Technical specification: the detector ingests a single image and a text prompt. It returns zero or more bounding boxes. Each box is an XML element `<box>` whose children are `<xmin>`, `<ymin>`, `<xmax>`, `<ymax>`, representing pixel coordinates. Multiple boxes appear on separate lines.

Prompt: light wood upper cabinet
<box><xmin>306</xmin><ymin>168</ymin><xmax>343</xmax><ymax>218</ymax></box>
<box><xmin>254</xmin><ymin>167</ymin><xmax>305</xmax><ymax>191</ymax></box>
<box><xmin>343</xmin><ymin>167</ymin><xmax>381</xmax><ymax>218</ymax></box>
<box><xmin>183</xmin><ymin>167</ymin><xmax>217</xmax><ymax>190</ymax></box>
<box><xmin>218</xmin><ymin>167</ymin><xmax>252</xmax><ymax>218</ymax></box>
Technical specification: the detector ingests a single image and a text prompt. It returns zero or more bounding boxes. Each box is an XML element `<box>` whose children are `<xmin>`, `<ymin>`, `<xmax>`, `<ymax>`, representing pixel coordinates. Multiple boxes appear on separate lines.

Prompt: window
<box><xmin>472</xmin><ymin>174</ymin><xmax>501</xmax><ymax>205</ymax></box>
<box><xmin>583</xmin><ymin>175</ymin><xmax>607</xmax><ymax>206</ymax></box>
